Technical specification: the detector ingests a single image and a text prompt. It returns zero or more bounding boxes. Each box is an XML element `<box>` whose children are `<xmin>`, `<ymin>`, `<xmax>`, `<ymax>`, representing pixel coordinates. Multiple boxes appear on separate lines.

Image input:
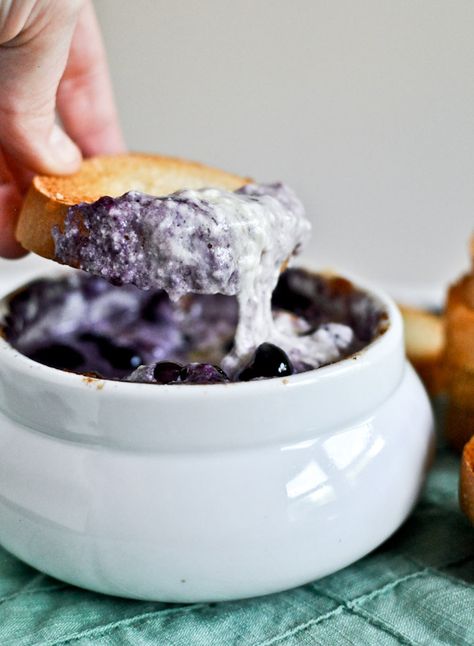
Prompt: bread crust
<box><xmin>16</xmin><ymin>153</ymin><xmax>250</xmax><ymax>259</ymax></box>
<box><xmin>460</xmin><ymin>435</ymin><xmax>474</xmax><ymax>524</ymax></box>
<box><xmin>444</xmin><ymin>275</ymin><xmax>474</xmax><ymax>450</ymax></box>
<box><xmin>399</xmin><ymin>304</ymin><xmax>445</xmax><ymax>396</ymax></box>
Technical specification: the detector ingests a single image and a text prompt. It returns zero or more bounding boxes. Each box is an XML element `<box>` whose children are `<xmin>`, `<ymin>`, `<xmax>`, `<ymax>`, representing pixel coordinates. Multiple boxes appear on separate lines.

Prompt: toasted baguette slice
<box><xmin>16</xmin><ymin>153</ymin><xmax>250</xmax><ymax>259</ymax></box>
<box><xmin>444</xmin><ymin>274</ymin><xmax>474</xmax><ymax>450</ymax></box>
<box><xmin>460</xmin><ymin>435</ymin><xmax>474</xmax><ymax>524</ymax></box>
<box><xmin>399</xmin><ymin>304</ymin><xmax>445</xmax><ymax>396</ymax></box>
<box><xmin>444</xmin><ymin>275</ymin><xmax>474</xmax><ymax>370</ymax></box>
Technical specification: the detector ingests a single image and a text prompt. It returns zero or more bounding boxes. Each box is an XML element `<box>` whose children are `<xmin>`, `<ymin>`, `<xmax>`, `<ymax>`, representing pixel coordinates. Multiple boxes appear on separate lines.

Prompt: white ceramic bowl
<box><xmin>0</xmin><ymin>271</ymin><xmax>434</xmax><ymax>602</ymax></box>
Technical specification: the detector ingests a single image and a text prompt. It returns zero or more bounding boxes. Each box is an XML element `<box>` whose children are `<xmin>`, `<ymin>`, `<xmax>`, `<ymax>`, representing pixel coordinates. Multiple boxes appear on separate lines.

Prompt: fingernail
<box><xmin>48</xmin><ymin>125</ymin><xmax>81</xmax><ymax>170</ymax></box>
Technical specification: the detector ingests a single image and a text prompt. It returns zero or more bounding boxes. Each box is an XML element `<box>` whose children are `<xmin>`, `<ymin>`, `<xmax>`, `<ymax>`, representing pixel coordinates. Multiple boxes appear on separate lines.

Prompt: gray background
<box><xmin>1</xmin><ymin>0</ymin><xmax>473</xmax><ymax>303</ymax></box>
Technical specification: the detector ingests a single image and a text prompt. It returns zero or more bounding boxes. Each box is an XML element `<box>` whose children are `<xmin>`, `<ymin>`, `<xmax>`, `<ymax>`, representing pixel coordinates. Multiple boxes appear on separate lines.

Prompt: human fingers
<box><xmin>0</xmin><ymin>0</ymin><xmax>84</xmax><ymax>175</ymax></box>
<box><xmin>0</xmin><ymin>148</ymin><xmax>25</xmax><ymax>258</ymax></box>
<box><xmin>57</xmin><ymin>0</ymin><xmax>125</xmax><ymax>157</ymax></box>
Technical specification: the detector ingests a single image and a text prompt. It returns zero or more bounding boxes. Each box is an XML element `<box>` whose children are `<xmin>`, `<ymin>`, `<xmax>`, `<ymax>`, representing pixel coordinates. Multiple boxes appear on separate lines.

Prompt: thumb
<box><xmin>0</xmin><ymin>2</ymin><xmax>83</xmax><ymax>175</ymax></box>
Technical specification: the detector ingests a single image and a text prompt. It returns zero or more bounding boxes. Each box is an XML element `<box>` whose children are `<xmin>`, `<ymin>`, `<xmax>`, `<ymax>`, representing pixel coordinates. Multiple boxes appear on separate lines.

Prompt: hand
<box><xmin>0</xmin><ymin>0</ymin><xmax>125</xmax><ymax>258</ymax></box>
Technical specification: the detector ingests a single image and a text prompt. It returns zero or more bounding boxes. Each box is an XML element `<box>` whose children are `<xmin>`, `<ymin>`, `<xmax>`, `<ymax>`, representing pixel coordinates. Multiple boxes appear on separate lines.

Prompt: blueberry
<box><xmin>2</xmin><ymin>314</ymin><xmax>13</xmax><ymax>332</ymax></box>
<box><xmin>179</xmin><ymin>363</ymin><xmax>229</xmax><ymax>384</ymax></box>
<box><xmin>272</xmin><ymin>271</ymin><xmax>313</xmax><ymax>314</ymax></box>
<box><xmin>6</xmin><ymin>286</ymin><xmax>36</xmax><ymax>328</ymax></box>
<box><xmin>7</xmin><ymin>288</ymin><xmax>29</xmax><ymax>315</ymax></box>
<box><xmin>29</xmin><ymin>344</ymin><xmax>84</xmax><ymax>371</ymax></box>
<box><xmin>141</xmin><ymin>291</ymin><xmax>169</xmax><ymax>322</ymax></box>
<box><xmin>238</xmin><ymin>343</ymin><xmax>294</xmax><ymax>381</ymax></box>
<box><xmin>80</xmin><ymin>333</ymin><xmax>142</xmax><ymax>371</ymax></box>
<box><xmin>153</xmin><ymin>361</ymin><xmax>183</xmax><ymax>384</ymax></box>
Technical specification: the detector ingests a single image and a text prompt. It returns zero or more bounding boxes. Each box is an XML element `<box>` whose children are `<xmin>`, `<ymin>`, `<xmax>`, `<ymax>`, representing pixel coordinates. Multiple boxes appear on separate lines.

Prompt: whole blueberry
<box><xmin>179</xmin><ymin>363</ymin><xmax>229</xmax><ymax>384</ymax></box>
<box><xmin>272</xmin><ymin>271</ymin><xmax>313</xmax><ymax>314</ymax></box>
<box><xmin>238</xmin><ymin>343</ymin><xmax>294</xmax><ymax>381</ymax></box>
<box><xmin>7</xmin><ymin>288</ymin><xmax>30</xmax><ymax>317</ymax></box>
<box><xmin>153</xmin><ymin>361</ymin><xmax>183</xmax><ymax>384</ymax></box>
<box><xmin>141</xmin><ymin>290</ymin><xmax>170</xmax><ymax>322</ymax></box>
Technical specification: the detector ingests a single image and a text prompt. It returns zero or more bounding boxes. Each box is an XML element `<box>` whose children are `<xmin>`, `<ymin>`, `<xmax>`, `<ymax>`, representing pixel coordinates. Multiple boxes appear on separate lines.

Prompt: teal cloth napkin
<box><xmin>0</xmin><ymin>442</ymin><xmax>473</xmax><ymax>645</ymax></box>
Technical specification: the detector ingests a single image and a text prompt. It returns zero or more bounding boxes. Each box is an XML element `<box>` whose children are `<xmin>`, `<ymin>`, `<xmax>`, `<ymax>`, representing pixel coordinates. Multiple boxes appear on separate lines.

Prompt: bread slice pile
<box><xmin>444</xmin><ymin>268</ymin><xmax>474</xmax><ymax>452</ymax></box>
<box><xmin>400</xmin><ymin>245</ymin><xmax>474</xmax><ymax>525</ymax></box>
<box><xmin>399</xmin><ymin>305</ymin><xmax>445</xmax><ymax>396</ymax></box>
<box><xmin>460</xmin><ymin>436</ymin><xmax>474</xmax><ymax>524</ymax></box>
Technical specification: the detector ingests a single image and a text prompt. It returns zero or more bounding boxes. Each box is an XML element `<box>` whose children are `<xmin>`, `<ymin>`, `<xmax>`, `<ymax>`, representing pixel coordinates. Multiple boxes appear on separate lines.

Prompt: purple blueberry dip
<box><xmin>3</xmin><ymin>269</ymin><xmax>387</xmax><ymax>384</ymax></box>
<box><xmin>52</xmin><ymin>183</ymin><xmax>312</xmax><ymax>373</ymax></box>
<box><xmin>52</xmin><ymin>183</ymin><xmax>306</xmax><ymax>298</ymax></box>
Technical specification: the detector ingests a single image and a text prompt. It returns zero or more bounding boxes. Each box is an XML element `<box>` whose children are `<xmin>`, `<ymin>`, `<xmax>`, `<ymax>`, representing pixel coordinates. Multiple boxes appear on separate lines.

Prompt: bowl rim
<box><xmin>0</xmin><ymin>266</ymin><xmax>401</xmax><ymax>397</ymax></box>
